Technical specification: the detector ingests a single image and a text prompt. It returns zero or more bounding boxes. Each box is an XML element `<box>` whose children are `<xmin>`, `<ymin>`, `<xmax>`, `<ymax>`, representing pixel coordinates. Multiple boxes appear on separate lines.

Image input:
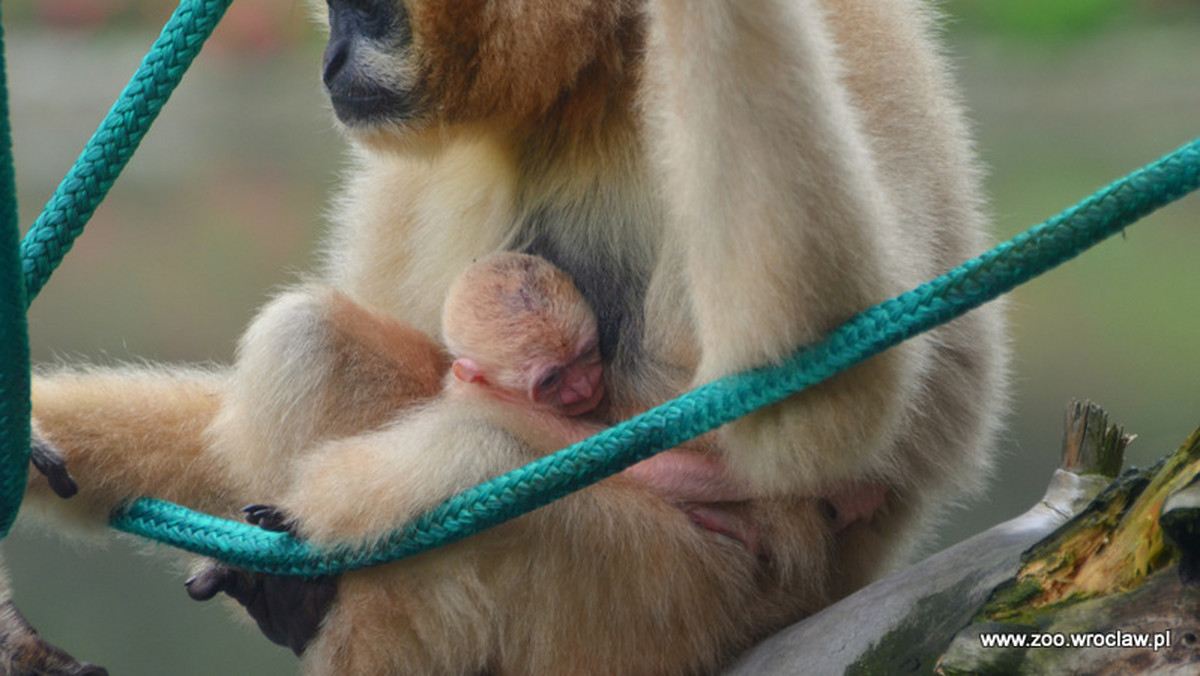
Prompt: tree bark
<box><xmin>727</xmin><ymin>401</ymin><xmax>1200</xmax><ymax>674</ymax></box>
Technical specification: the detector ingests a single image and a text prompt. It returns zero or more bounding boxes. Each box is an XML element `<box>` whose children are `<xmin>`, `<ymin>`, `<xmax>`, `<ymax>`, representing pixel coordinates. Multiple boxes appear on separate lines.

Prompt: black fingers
<box><xmin>184</xmin><ymin>563</ymin><xmax>250</xmax><ymax>603</ymax></box>
<box><xmin>184</xmin><ymin>562</ymin><xmax>336</xmax><ymax>656</ymax></box>
<box><xmin>242</xmin><ymin>504</ymin><xmax>297</xmax><ymax>535</ymax></box>
<box><xmin>187</xmin><ymin>507</ymin><xmax>332</xmax><ymax>655</ymax></box>
<box><xmin>29</xmin><ymin>433</ymin><xmax>78</xmax><ymax>499</ymax></box>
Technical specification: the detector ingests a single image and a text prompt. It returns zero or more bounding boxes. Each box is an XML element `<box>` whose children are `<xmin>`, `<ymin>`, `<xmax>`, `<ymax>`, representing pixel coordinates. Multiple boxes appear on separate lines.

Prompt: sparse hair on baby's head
<box><xmin>442</xmin><ymin>252</ymin><xmax>597</xmax><ymax>383</ymax></box>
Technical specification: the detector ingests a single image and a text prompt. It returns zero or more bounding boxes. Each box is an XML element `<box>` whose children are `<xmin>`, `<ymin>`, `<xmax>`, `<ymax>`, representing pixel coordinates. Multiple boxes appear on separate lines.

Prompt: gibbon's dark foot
<box><xmin>243</xmin><ymin>504</ymin><xmax>297</xmax><ymax>535</ymax></box>
<box><xmin>185</xmin><ymin>563</ymin><xmax>336</xmax><ymax>656</ymax></box>
<box><xmin>0</xmin><ymin>600</ymin><xmax>108</xmax><ymax>676</ymax></box>
<box><xmin>29</xmin><ymin>433</ymin><xmax>78</xmax><ymax>499</ymax></box>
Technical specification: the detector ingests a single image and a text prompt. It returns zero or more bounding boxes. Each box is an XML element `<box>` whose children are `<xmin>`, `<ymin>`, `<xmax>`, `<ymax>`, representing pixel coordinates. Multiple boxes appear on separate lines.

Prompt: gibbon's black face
<box><xmin>319</xmin><ymin>0</ymin><xmax>638</xmax><ymax>141</ymax></box>
<box><xmin>322</xmin><ymin>0</ymin><xmax>416</xmax><ymax>126</ymax></box>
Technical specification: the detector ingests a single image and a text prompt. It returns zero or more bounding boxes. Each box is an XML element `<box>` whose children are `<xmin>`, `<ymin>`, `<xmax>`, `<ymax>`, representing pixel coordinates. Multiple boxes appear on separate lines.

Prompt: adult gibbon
<box><xmin>15</xmin><ymin>0</ymin><xmax>1007</xmax><ymax>673</ymax></box>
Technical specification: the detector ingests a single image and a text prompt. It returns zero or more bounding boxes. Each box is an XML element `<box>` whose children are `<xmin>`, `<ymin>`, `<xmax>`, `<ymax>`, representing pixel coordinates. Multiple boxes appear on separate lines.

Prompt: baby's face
<box><xmin>527</xmin><ymin>334</ymin><xmax>603</xmax><ymax>417</ymax></box>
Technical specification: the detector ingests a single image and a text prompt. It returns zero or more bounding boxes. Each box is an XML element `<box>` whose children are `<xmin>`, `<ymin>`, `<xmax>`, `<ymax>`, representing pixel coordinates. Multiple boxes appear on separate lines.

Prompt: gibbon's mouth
<box><xmin>322</xmin><ymin>38</ymin><xmax>416</xmax><ymax>126</ymax></box>
<box><xmin>328</xmin><ymin>89</ymin><xmax>414</xmax><ymax>127</ymax></box>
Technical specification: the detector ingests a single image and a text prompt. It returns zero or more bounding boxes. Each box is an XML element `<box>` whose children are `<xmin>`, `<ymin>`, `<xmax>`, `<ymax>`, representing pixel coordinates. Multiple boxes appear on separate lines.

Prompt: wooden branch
<box><xmin>727</xmin><ymin>401</ymin><xmax>1200</xmax><ymax>675</ymax></box>
<box><xmin>937</xmin><ymin>426</ymin><xmax>1200</xmax><ymax>674</ymax></box>
<box><xmin>726</xmin><ymin>401</ymin><xmax>1127</xmax><ymax>674</ymax></box>
<box><xmin>1060</xmin><ymin>399</ymin><xmax>1133</xmax><ymax>477</ymax></box>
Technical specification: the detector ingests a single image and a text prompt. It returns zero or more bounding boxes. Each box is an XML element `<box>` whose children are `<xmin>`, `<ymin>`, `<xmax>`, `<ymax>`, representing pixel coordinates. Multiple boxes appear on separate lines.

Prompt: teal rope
<box><xmin>0</xmin><ymin>1</ymin><xmax>30</xmax><ymax>539</ymax></box>
<box><xmin>17</xmin><ymin>0</ymin><xmax>234</xmax><ymax>305</ymax></box>
<box><xmin>111</xmin><ymin>136</ymin><xmax>1200</xmax><ymax>576</ymax></box>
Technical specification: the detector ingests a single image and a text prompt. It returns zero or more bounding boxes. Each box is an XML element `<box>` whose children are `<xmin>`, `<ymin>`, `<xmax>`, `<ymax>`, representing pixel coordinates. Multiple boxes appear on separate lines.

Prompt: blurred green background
<box><xmin>2</xmin><ymin>1</ymin><xmax>1199</xmax><ymax>673</ymax></box>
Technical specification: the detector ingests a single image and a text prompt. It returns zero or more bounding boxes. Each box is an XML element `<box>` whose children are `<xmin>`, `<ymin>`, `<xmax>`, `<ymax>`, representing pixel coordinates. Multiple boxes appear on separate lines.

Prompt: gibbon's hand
<box><xmin>0</xmin><ymin>600</ymin><xmax>109</xmax><ymax>675</ymax></box>
<box><xmin>29</xmin><ymin>430</ymin><xmax>79</xmax><ymax>499</ymax></box>
<box><xmin>242</xmin><ymin>504</ymin><xmax>298</xmax><ymax>535</ymax></box>
<box><xmin>187</xmin><ymin>504</ymin><xmax>336</xmax><ymax>656</ymax></box>
<box><xmin>185</xmin><ymin>563</ymin><xmax>336</xmax><ymax>656</ymax></box>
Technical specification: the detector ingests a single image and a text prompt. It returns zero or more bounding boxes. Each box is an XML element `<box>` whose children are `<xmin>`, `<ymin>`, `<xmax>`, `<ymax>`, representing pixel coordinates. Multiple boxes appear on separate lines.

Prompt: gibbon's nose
<box><xmin>323</xmin><ymin>38</ymin><xmax>351</xmax><ymax>90</ymax></box>
<box><xmin>559</xmin><ymin>370</ymin><xmax>594</xmax><ymax>406</ymax></box>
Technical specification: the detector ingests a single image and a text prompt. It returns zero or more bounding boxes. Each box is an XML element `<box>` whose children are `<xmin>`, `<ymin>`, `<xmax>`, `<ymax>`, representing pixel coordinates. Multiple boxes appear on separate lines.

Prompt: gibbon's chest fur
<box><xmin>318</xmin><ymin>0</ymin><xmax>690</xmax><ymax>406</ymax></box>
<box><xmin>328</xmin><ymin>103</ymin><xmax>690</xmax><ymax>409</ymax></box>
<box><xmin>322</xmin><ymin>0</ymin><xmax>990</xmax><ymax>415</ymax></box>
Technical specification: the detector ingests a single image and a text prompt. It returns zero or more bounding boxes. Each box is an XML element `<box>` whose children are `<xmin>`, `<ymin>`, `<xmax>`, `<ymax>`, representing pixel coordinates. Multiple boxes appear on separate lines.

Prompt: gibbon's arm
<box><xmin>274</xmin><ymin>398</ymin><xmax>531</xmax><ymax>546</ymax></box>
<box><xmin>25</xmin><ymin>366</ymin><xmax>237</xmax><ymax>530</ymax></box>
<box><xmin>642</xmin><ymin>0</ymin><xmax>921</xmax><ymax>493</ymax></box>
<box><xmin>25</xmin><ymin>287</ymin><xmax>449</xmax><ymax>531</ymax></box>
<box><xmin>208</xmin><ymin>287</ymin><xmax>449</xmax><ymax>498</ymax></box>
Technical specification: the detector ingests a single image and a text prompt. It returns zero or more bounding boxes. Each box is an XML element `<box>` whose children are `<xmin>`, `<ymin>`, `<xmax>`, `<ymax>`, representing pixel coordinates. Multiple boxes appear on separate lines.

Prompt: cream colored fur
<box><xmin>19</xmin><ymin>0</ymin><xmax>1007</xmax><ymax>672</ymax></box>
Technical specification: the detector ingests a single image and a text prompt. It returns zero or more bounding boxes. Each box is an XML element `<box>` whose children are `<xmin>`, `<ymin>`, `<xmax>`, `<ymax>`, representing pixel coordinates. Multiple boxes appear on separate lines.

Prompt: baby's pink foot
<box><xmin>822</xmin><ymin>481</ymin><xmax>888</xmax><ymax>531</ymax></box>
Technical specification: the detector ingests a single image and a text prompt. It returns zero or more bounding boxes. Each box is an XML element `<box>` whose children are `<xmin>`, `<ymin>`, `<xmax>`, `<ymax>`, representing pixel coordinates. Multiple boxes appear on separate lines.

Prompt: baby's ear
<box><xmin>451</xmin><ymin>358</ymin><xmax>485</xmax><ymax>384</ymax></box>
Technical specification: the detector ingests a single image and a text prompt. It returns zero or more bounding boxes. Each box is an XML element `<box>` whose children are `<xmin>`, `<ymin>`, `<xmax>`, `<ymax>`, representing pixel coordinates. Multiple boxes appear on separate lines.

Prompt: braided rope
<box><xmin>0</xmin><ymin>0</ymin><xmax>1196</xmax><ymax>578</ymax></box>
<box><xmin>17</xmin><ymin>0</ymin><xmax>233</xmax><ymax>305</ymax></box>
<box><xmin>0</xmin><ymin>5</ymin><xmax>30</xmax><ymax>540</ymax></box>
<box><xmin>110</xmin><ymin>136</ymin><xmax>1200</xmax><ymax>577</ymax></box>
